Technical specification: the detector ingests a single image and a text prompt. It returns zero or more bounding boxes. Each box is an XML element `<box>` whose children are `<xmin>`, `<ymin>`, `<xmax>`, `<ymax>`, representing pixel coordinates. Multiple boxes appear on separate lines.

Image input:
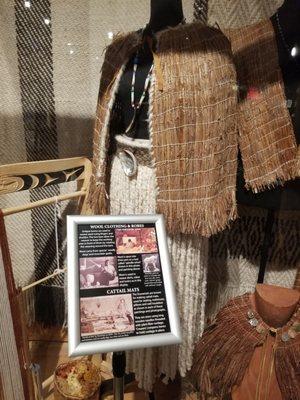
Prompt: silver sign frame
<box><xmin>67</xmin><ymin>214</ymin><xmax>181</xmax><ymax>356</ymax></box>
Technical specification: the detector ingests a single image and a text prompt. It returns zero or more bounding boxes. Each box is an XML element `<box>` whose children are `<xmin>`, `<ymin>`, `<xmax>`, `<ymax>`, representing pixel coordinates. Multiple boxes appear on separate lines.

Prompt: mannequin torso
<box><xmin>253</xmin><ymin>283</ymin><xmax>299</xmax><ymax>327</ymax></box>
<box><xmin>233</xmin><ymin>284</ymin><xmax>300</xmax><ymax>400</ymax></box>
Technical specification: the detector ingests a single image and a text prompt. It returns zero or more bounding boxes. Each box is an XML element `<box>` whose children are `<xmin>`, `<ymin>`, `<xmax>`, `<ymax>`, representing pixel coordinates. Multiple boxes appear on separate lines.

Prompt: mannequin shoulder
<box><xmin>104</xmin><ymin>31</ymin><xmax>141</xmax><ymax>58</ymax></box>
<box><xmin>157</xmin><ymin>21</ymin><xmax>231</xmax><ymax>51</ymax></box>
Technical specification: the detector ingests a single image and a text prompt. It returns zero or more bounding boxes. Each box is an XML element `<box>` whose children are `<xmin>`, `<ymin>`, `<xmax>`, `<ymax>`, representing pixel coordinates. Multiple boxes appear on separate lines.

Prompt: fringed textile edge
<box><xmin>88</xmin><ymin>36</ymin><xmax>137</xmax><ymax>215</ymax></box>
<box><xmin>275</xmin><ymin>341</ymin><xmax>300</xmax><ymax>400</ymax></box>
<box><xmin>158</xmin><ymin>189</ymin><xmax>237</xmax><ymax>237</ymax></box>
<box><xmin>227</xmin><ymin>20</ymin><xmax>298</xmax><ymax>193</ymax></box>
<box><xmin>86</xmin><ymin>176</ymin><xmax>109</xmax><ymax>216</ymax></box>
<box><xmin>191</xmin><ymin>294</ymin><xmax>260</xmax><ymax>398</ymax></box>
<box><xmin>244</xmin><ymin>156</ymin><xmax>297</xmax><ymax>193</ymax></box>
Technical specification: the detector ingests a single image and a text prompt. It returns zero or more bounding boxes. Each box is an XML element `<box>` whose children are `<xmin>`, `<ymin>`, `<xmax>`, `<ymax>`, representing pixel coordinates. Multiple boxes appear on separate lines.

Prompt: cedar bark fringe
<box><xmin>88</xmin><ymin>22</ymin><xmax>238</xmax><ymax>236</ymax></box>
<box><xmin>191</xmin><ymin>293</ymin><xmax>300</xmax><ymax>400</ymax></box>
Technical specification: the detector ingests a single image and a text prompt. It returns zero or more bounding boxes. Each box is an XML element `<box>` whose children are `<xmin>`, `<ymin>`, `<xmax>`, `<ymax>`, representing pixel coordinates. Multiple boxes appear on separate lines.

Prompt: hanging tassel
<box><xmin>86</xmin><ymin>176</ymin><xmax>109</xmax><ymax>216</ymax></box>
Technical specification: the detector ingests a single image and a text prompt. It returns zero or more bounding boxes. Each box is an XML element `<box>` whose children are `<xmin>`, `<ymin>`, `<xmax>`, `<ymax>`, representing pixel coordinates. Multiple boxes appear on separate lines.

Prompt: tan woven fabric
<box><xmin>207</xmin><ymin>0</ymin><xmax>284</xmax><ymax>29</ymax></box>
<box><xmin>88</xmin><ymin>21</ymin><xmax>297</xmax><ymax>237</ymax></box>
<box><xmin>110</xmin><ymin>136</ymin><xmax>208</xmax><ymax>391</ymax></box>
<box><xmin>226</xmin><ymin>20</ymin><xmax>297</xmax><ymax>192</ymax></box>
<box><xmin>89</xmin><ymin>22</ymin><xmax>238</xmax><ymax>237</ymax></box>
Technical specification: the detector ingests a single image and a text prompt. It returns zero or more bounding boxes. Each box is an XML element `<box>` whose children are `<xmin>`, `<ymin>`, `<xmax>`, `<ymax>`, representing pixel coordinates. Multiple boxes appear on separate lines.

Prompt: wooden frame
<box><xmin>0</xmin><ymin>157</ymin><xmax>92</xmax><ymax>399</ymax></box>
<box><xmin>0</xmin><ymin>156</ymin><xmax>92</xmax><ymax>216</ymax></box>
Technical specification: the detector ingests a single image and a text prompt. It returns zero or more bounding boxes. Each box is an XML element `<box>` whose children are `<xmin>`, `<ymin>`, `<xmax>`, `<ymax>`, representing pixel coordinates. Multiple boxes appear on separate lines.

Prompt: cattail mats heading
<box><xmin>88</xmin><ymin>21</ymin><xmax>297</xmax><ymax>237</ymax></box>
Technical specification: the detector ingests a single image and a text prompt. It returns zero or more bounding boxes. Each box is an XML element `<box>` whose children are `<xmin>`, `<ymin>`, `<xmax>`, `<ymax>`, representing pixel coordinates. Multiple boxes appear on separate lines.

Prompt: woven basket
<box><xmin>54</xmin><ymin>360</ymin><xmax>101</xmax><ymax>400</ymax></box>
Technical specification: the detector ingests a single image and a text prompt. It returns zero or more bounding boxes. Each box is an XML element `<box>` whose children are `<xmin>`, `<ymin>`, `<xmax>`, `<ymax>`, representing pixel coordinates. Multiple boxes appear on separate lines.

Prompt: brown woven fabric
<box><xmin>88</xmin><ymin>21</ymin><xmax>297</xmax><ymax>236</ymax></box>
<box><xmin>150</xmin><ymin>24</ymin><xmax>238</xmax><ymax>236</ymax></box>
<box><xmin>226</xmin><ymin>20</ymin><xmax>297</xmax><ymax>192</ymax></box>
<box><xmin>88</xmin><ymin>22</ymin><xmax>238</xmax><ymax>237</ymax></box>
<box><xmin>191</xmin><ymin>293</ymin><xmax>300</xmax><ymax>400</ymax></box>
<box><xmin>88</xmin><ymin>31</ymin><xmax>142</xmax><ymax>217</ymax></box>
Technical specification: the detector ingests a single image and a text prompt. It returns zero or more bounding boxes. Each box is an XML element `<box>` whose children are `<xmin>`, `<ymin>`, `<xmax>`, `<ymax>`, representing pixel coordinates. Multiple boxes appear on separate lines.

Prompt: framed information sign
<box><xmin>67</xmin><ymin>214</ymin><xmax>181</xmax><ymax>356</ymax></box>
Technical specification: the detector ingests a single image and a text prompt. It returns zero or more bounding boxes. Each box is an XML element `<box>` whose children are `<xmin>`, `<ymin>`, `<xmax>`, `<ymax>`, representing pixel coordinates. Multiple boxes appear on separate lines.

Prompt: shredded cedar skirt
<box><xmin>109</xmin><ymin>135</ymin><xmax>208</xmax><ymax>391</ymax></box>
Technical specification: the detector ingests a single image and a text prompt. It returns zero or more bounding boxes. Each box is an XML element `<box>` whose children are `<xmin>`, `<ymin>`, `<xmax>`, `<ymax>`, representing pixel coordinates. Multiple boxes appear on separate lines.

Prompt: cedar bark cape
<box><xmin>88</xmin><ymin>21</ymin><xmax>296</xmax><ymax>237</ymax></box>
<box><xmin>192</xmin><ymin>293</ymin><xmax>300</xmax><ymax>400</ymax></box>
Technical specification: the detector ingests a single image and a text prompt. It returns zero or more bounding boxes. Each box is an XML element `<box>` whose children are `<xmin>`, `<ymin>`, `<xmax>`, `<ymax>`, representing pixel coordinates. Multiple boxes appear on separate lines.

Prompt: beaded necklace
<box><xmin>125</xmin><ymin>52</ymin><xmax>154</xmax><ymax>135</ymax></box>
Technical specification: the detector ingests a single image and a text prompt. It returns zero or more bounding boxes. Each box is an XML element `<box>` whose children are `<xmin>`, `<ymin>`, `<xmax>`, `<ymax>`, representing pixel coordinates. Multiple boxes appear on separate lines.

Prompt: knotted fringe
<box><xmin>275</xmin><ymin>343</ymin><xmax>300</xmax><ymax>400</ymax></box>
<box><xmin>158</xmin><ymin>189</ymin><xmax>237</xmax><ymax>237</ymax></box>
<box><xmin>191</xmin><ymin>295</ymin><xmax>259</xmax><ymax>398</ymax></box>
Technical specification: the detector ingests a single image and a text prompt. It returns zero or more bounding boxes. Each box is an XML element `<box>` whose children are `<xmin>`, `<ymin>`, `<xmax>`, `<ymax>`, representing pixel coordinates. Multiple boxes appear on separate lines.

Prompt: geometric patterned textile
<box><xmin>193</xmin><ymin>0</ymin><xmax>283</xmax><ymax>28</ymax></box>
<box><xmin>206</xmin><ymin>205</ymin><xmax>300</xmax><ymax>318</ymax></box>
<box><xmin>193</xmin><ymin>0</ymin><xmax>208</xmax><ymax>23</ymax></box>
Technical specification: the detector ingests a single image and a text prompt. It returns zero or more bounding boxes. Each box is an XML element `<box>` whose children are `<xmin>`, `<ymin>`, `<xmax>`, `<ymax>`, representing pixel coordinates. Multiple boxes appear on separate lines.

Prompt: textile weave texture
<box><xmin>192</xmin><ymin>293</ymin><xmax>300</xmax><ymax>400</ymax></box>
<box><xmin>88</xmin><ymin>21</ymin><xmax>297</xmax><ymax>237</ymax></box>
<box><xmin>225</xmin><ymin>20</ymin><xmax>297</xmax><ymax>192</ymax></box>
<box><xmin>89</xmin><ymin>22</ymin><xmax>238</xmax><ymax>237</ymax></box>
<box><xmin>110</xmin><ymin>137</ymin><xmax>208</xmax><ymax>391</ymax></box>
<box><xmin>194</xmin><ymin>0</ymin><xmax>284</xmax><ymax>28</ymax></box>
<box><xmin>206</xmin><ymin>205</ymin><xmax>300</xmax><ymax>319</ymax></box>
<box><xmin>0</xmin><ymin>213</ymin><xmax>25</xmax><ymax>400</ymax></box>
<box><xmin>1</xmin><ymin>0</ymin><xmax>167</xmax><ymax>325</ymax></box>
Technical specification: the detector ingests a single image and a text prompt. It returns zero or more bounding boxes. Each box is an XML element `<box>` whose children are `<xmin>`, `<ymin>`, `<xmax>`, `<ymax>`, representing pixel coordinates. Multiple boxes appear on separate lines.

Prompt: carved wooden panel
<box><xmin>0</xmin><ymin>166</ymin><xmax>85</xmax><ymax>195</ymax></box>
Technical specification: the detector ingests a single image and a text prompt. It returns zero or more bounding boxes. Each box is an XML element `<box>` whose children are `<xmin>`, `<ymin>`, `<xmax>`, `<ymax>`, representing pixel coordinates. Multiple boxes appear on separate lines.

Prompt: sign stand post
<box><xmin>112</xmin><ymin>351</ymin><xmax>126</xmax><ymax>400</ymax></box>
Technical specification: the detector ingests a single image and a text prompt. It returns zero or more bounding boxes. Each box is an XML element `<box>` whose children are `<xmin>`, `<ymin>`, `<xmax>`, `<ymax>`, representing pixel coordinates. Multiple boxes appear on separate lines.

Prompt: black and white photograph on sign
<box><xmin>142</xmin><ymin>253</ymin><xmax>160</xmax><ymax>273</ymax></box>
<box><xmin>80</xmin><ymin>294</ymin><xmax>135</xmax><ymax>337</ymax></box>
<box><xmin>68</xmin><ymin>215</ymin><xmax>181</xmax><ymax>356</ymax></box>
<box><xmin>115</xmin><ymin>227</ymin><xmax>158</xmax><ymax>254</ymax></box>
<box><xmin>79</xmin><ymin>256</ymin><xmax>118</xmax><ymax>289</ymax></box>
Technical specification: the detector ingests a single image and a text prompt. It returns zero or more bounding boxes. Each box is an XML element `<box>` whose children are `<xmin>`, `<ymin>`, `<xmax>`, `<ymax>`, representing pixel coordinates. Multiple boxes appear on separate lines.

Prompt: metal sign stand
<box><xmin>112</xmin><ymin>351</ymin><xmax>126</xmax><ymax>400</ymax></box>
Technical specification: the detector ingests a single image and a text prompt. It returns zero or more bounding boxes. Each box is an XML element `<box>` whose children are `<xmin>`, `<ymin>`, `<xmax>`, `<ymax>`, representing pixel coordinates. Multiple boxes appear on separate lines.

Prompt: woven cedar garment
<box><xmin>192</xmin><ymin>293</ymin><xmax>300</xmax><ymax>400</ymax></box>
<box><xmin>88</xmin><ymin>21</ymin><xmax>296</xmax><ymax>237</ymax></box>
<box><xmin>226</xmin><ymin>20</ymin><xmax>297</xmax><ymax>192</ymax></box>
<box><xmin>89</xmin><ymin>22</ymin><xmax>237</xmax><ymax>237</ymax></box>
